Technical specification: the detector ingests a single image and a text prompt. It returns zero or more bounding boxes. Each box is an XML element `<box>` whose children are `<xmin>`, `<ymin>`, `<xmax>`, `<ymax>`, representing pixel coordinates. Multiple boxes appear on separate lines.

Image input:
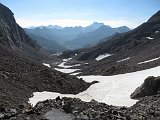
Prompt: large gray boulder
<box><xmin>131</xmin><ymin>76</ymin><xmax>160</xmax><ymax>99</ymax></box>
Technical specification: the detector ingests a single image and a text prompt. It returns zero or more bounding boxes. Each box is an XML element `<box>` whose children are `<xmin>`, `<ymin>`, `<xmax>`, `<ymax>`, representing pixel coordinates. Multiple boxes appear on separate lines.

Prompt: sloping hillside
<box><xmin>0</xmin><ymin>3</ymin><xmax>90</xmax><ymax>107</ymax></box>
<box><xmin>26</xmin><ymin>33</ymin><xmax>66</xmax><ymax>53</ymax></box>
<box><xmin>60</xmin><ymin>11</ymin><xmax>160</xmax><ymax>75</ymax></box>
<box><xmin>67</xmin><ymin>25</ymin><xmax>130</xmax><ymax>49</ymax></box>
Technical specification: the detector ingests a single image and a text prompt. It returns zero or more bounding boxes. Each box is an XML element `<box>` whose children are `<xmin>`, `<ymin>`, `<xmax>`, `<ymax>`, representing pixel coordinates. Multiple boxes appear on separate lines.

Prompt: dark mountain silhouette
<box><xmin>25</xmin><ymin>23</ymin><xmax>130</xmax><ymax>50</ymax></box>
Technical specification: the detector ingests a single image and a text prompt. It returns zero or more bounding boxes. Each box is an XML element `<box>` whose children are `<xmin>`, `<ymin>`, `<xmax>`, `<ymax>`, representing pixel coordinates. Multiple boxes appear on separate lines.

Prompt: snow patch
<box><xmin>146</xmin><ymin>37</ymin><xmax>154</xmax><ymax>40</ymax></box>
<box><xmin>117</xmin><ymin>58</ymin><xmax>130</xmax><ymax>63</ymax></box>
<box><xmin>57</xmin><ymin>58</ymin><xmax>73</xmax><ymax>68</ymax></box>
<box><xmin>58</xmin><ymin>62</ymin><xmax>72</xmax><ymax>68</ymax></box>
<box><xmin>138</xmin><ymin>57</ymin><xmax>160</xmax><ymax>64</ymax></box>
<box><xmin>51</xmin><ymin>52</ymin><xmax>62</xmax><ymax>56</ymax></box>
<box><xmin>62</xmin><ymin>58</ymin><xmax>72</xmax><ymax>62</ymax></box>
<box><xmin>56</xmin><ymin>58</ymin><xmax>80</xmax><ymax>74</ymax></box>
<box><xmin>42</xmin><ymin>63</ymin><xmax>51</xmax><ymax>68</ymax></box>
<box><xmin>70</xmin><ymin>72</ymin><xmax>82</xmax><ymax>75</ymax></box>
<box><xmin>96</xmin><ymin>53</ymin><xmax>112</xmax><ymax>61</ymax></box>
<box><xmin>54</xmin><ymin>68</ymin><xmax>80</xmax><ymax>74</ymax></box>
<box><xmin>29</xmin><ymin>66</ymin><xmax>160</xmax><ymax>107</ymax></box>
<box><xmin>73</xmin><ymin>64</ymin><xmax>81</xmax><ymax>67</ymax></box>
<box><xmin>57</xmin><ymin>63</ymin><xmax>80</xmax><ymax>69</ymax></box>
<box><xmin>155</xmin><ymin>31</ymin><xmax>159</xmax><ymax>33</ymax></box>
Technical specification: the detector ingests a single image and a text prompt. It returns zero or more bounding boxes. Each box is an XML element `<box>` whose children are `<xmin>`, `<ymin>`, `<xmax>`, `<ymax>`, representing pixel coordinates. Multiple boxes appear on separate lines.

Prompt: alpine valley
<box><xmin>0</xmin><ymin>2</ymin><xmax>160</xmax><ymax>120</ymax></box>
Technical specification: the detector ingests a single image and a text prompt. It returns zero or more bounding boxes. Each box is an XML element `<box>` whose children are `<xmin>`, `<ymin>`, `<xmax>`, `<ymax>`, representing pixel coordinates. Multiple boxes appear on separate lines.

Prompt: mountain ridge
<box><xmin>25</xmin><ymin>22</ymin><xmax>130</xmax><ymax>50</ymax></box>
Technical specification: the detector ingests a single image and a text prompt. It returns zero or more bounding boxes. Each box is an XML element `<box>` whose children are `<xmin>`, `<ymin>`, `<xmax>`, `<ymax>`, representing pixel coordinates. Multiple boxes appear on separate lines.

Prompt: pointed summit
<box><xmin>89</xmin><ymin>22</ymin><xmax>105</xmax><ymax>29</ymax></box>
<box><xmin>47</xmin><ymin>25</ymin><xmax>63</xmax><ymax>29</ymax></box>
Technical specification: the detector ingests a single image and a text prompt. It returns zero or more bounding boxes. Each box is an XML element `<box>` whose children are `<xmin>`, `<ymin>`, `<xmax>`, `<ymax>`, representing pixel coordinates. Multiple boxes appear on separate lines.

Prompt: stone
<box><xmin>63</xmin><ymin>101</ymin><xmax>72</xmax><ymax>114</ymax></box>
<box><xmin>90</xmin><ymin>99</ymin><xmax>98</xmax><ymax>104</ymax></box>
<box><xmin>55</xmin><ymin>96</ymin><xmax>61</xmax><ymax>102</ymax></box>
<box><xmin>10</xmin><ymin>109</ymin><xmax>17</xmax><ymax>114</ymax></box>
<box><xmin>131</xmin><ymin>76</ymin><xmax>160</xmax><ymax>99</ymax></box>
<box><xmin>25</xmin><ymin>117</ymin><xmax>31</xmax><ymax>120</ymax></box>
<box><xmin>0</xmin><ymin>106</ymin><xmax>6</xmax><ymax>112</ymax></box>
<box><xmin>36</xmin><ymin>103</ymin><xmax>44</xmax><ymax>109</ymax></box>
<box><xmin>0</xmin><ymin>113</ymin><xmax>4</xmax><ymax>118</ymax></box>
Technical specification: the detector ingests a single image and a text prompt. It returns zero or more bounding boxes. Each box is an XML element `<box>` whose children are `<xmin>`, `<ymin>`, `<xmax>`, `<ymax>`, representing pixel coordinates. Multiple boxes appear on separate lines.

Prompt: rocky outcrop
<box><xmin>131</xmin><ymin>76</ymin><xmax>160</xmax><ymax>99</ymax></box>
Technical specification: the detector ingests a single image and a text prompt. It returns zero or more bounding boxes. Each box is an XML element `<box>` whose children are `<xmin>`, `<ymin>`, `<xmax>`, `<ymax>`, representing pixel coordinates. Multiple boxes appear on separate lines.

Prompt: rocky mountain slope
<box><xmin>60</xmin><ymin>10</ymin><xmax>160</xmax><ymax>76</ymax></box>
<box><xmin>0</xmin><ymin>3</ymin><xmax>160</xmax><ymax>120</ymax></box>
<box><xmin>0</xmin><ymin>45</ymin><xmax>90</xmax><ymax>107</ymax></box>
<box><xmin>66</xmin><ymin>25</ymin><xmax>130</xmax><ymax>49</ymax></box>
<box><xmin>0</xmin><ymin>3</ymin><xmax>45</xmax><ymax>60</ymax></box>
<box><xmin>0</xmin><ymin>3</ymin><xmax>90</xmax><ymax>108</ymax></box>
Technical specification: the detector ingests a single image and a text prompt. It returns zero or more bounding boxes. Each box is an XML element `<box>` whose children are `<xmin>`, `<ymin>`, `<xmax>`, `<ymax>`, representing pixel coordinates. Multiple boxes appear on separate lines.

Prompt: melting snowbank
<box><xmin>138</xmin><ymin>57</ymin><xmax>160</xmax><ymax>64</ymax></box>
<box><xmin>57</xmin><ymin>62</ymin><xmax>72</xmax><ymax>68</ymax></box>
<box><xmin>29</xmin><ymin>66</ymin><xmax>160</xmax><ymax>107</ymax></box>
<box><xmin>55</xmin><ymin>68</ymin><xmax>80</xmax><ymax>74</ymax></box>
<box><xmin>117</xmin><ymin>57</ymin><xmax>130</xmax><ymax>63</ymax></box>
<box><xmin>146</xmin><ymin>37</ymin><xmax>154</xmax><ymax>40</ymax></box>
<box><xmin>43</xmin><ymin>63</ymin><xmax>51</xmax><ymax>68</ymax></box>
<box><xmin>55</xmin><ymin>58</ymin><xmax>81</xmax><ymax>74</ymax></box>
<box><xmin>96</xmin><ymin>53</ymin><xmax>112</xmax><ymax>61</ymax></box>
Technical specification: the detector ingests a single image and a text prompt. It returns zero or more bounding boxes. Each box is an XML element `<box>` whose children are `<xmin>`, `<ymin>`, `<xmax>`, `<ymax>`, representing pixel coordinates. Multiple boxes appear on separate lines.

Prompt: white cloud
<box><xmin>102</xmin><ymin>19</ymin><xmax>141</xmax><ymax>28</ymax></box>
<box><xmin>16</xmin><ymin>18</ymin><xmax>93</xmax><ymax>28</ymax></box>
<box><xmin>16</xmin><ymin>18</ymin><xmax>141</xmax><ymax>28</ymax></box>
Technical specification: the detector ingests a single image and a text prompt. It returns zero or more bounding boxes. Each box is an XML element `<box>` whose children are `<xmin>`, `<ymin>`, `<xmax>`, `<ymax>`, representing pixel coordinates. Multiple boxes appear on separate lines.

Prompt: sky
<box><xmin>1</xmin><ymin>0</ymin><xmax>160</xmax><ymax>28</ymax></box>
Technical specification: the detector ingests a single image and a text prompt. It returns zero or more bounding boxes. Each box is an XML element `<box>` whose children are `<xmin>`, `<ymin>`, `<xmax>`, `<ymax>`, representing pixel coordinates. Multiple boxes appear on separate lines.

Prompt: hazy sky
<box><xmin>1</xmin><ymin>0</ymin><xmax>160</xmax><ymax>28</ymax></box>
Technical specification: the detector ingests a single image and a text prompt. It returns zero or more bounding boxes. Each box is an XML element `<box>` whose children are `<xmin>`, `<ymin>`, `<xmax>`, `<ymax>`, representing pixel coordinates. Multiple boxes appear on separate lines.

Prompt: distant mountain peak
<box><xmin>47</xmin><ymin>25</ymin><xmax>63</xmax><ymax>29</ymax></box>
<box><xmin>91</xmin><ymin>22</ymin><xmax>104</xmax><ymax>25</ymax></box>
<box><xmin>89</xmin><ymin>22</ymin><xmax>105</xmax><ymax>29</ymax></box>
<box><xmin>30</xmin><ymin>25</ymin><xmax>63</xmax><ymax>30</ymax></box>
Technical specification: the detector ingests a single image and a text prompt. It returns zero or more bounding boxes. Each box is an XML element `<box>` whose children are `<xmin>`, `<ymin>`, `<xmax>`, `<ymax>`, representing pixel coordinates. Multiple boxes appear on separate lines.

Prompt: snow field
<box><xmin>29</xmin><ymin>66</ymin><xmax>160</xmax><ymax>107</ymax></box>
